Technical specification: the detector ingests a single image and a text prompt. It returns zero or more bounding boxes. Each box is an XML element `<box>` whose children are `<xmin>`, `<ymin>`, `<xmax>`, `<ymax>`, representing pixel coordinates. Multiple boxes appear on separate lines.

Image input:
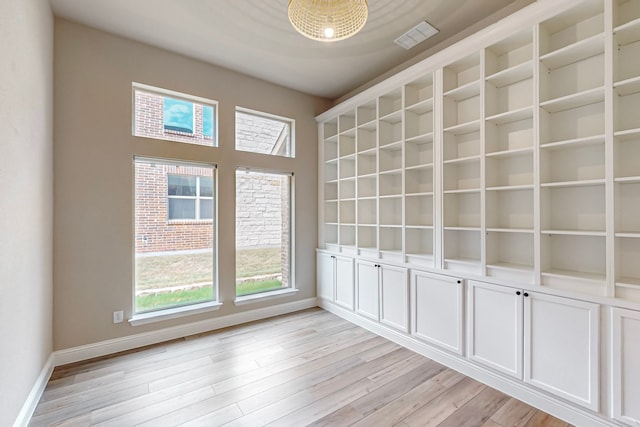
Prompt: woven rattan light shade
<box><xmin>288</xmin><ymin>0</ymin><xmax>368</xmax><ymax>41</ymax></box>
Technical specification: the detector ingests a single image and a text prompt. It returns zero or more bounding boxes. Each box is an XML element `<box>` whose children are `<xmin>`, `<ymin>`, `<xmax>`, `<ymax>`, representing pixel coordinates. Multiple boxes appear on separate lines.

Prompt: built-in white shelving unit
<box><xmin>317</xmin><ymin>1</ymin><xmax>640</xmax><ymax>425</ymax></box>
<box><xmin>318</xmin><ymin>0</ymin><xmax>640</xmax><ymax>304</ymax></box>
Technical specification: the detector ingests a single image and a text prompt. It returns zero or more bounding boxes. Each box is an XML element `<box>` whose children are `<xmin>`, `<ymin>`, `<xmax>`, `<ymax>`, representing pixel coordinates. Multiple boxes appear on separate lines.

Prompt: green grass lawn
<box><xmin>135</xmin><ymin>248</ymin><xmax>285</xmax><ymax>312</ymax></box>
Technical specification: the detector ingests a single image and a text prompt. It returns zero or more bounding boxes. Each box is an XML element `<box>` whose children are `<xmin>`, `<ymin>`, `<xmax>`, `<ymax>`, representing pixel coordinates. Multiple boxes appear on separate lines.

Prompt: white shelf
<box><xmin>541</xmin><ymin>269</ymin><xmax>606</xmax><ymax>284</ymax></box>
<box><xmin>444</xmin><ymin>226</ymin><xmax>481</xmax><ymax>231</ymax></box>
<box><xmin>405</xmin><ymin>98</ymin><xmax>434</xmax><ymax>114</ymax></box>
<box><xmin>443</xmin><ymin>154</ymin><xmax>481</xmax><ymax>165</ymax></box>
<box><xmin>616</xmin><ymin>233</ymin><xmax>640</xmax><ymax>239</ymax></box>
<box><xmin>445</xmin><ymin>258</ymin><xmax>481</xmax><ymax>267</ymax></box>
<box><xmin>614</xmin><ymin>128</ymin><xmax>640</xmax><ymax>141</ymax></box>
<box><xmin>486</xmin><ymin>184</ymin><xmax>534</xmax><ymax>191</ymax></box>
<box><xmin>443</xmin><ymin>119</ymin><xmax>481</xmax><ymax>135</ymax></box>
<box><xmin>614</xmin><ymin>17</ymin><xmax>640</xmax><ymax>46</ymax></box>
<box><xmin>405</xmin><ymin>132</ymin><xmax>434</xmax><ymax>144</ymax></box>
<box><xmin>443</xmin><ymin>80</ymin><xmax>481</xmax><ymax>101</ymax></box>
<box><xmin>487</xmin><ymin>262</ymin><xmax>534</xmax><ymax>273</ymax></box>
<box><xmin>616</xmin><ymin>278</ymin><xmax>640</xmax><ymax>288</ymax></box>
<box><xmin>487</xmin><ymin>228</ymin><xmax>534</xmax><ymax>234</ymax></box>
<box><xmin>540</xmin><ymin>179</ymin><xmax>605</xmax><ymax>188</ymax></box>
<box><xmin>486</xmin><ymin>60</ymin><xmax>533</xmax><ymax>87</ymax></box>
<box><xmin>615</xmin><ymin>176</ymin><xmax>640</xmax><ymax>184</ymax></box>
<box><xmin>614</xmin><ymin>76</ymin><xmax>640</xmax><ymax>96</ymax></box>
<box><xmin>486</xmin><ymin>106</ymin><xmax>533</xmax><ymax>125</ymax></box>
<box><xmin>443</xmin><ymin>188</ymin><xmax>481</xmax><ymax>195</ymax></box>
<box><xmin>486</xmin><ymin>147</ymin><xmax>533</xmax><ymax>158</ymax></box>
<box><xmin>540</xmin><ymin>87</ymin><xmax>604</xmax><ymax>113</ymax></box>
<box><xmin>540</xmin><ymin>134</ymin><xmax>605</xmax><ymax>150</ymax></box>
<box><xmin>540</xmin><ymin>33</ymin><xmax>604</xmax><ymax>70</ymax></box>
<box><xmin>358</xmin><ymin>120</ymin><xmax>377</xmax><ymax>132</ymax></box>
<box><xmin>379</xmin><ymin>109</ymin><xmax>402</xmax><ymax>124</ymax></box>
<box><xmin>541</xmin><ymin>230</ymin><xmax>606</xmax><ymax>237</ymax></box>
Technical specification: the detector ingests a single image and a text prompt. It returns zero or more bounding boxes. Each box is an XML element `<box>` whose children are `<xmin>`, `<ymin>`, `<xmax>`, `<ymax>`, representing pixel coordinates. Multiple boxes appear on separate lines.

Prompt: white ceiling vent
<box><xmin>394</xmin><ymin>21</ymin><xmax>439</xmax><ymax>50</ymax></box>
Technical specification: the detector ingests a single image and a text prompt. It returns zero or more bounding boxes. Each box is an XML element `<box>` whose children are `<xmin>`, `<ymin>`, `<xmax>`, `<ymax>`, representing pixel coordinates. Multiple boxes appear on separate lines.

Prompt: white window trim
<box><xmin>129</xmin><ymin>301</ymin><xmax>223</xmax><ymax>326</ymax></box>
<box><xmin>234</xmin><ymin>288</ymin><xmax>299</xmax><ymax>306</ymax></box>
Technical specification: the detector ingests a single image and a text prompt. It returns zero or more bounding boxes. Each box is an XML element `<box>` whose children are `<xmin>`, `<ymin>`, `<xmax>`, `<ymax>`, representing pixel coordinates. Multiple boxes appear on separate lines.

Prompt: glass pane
<box><xmin>168</xmin><ymin>175</ymin><xmax>196</xmax><ymax>196</ymax></box>
<box><xmin>235</xmin><ymin>110</ymin><xmax>293</xmax><ymax>157</ymax></box>
<box><xmin>135</xmin><ymin>158</ymin><xmax>215</xmax><ymax>314</ymax></box>
<box><xmin>200</xmin><ymin>198</ymin><xmax>213</xmax><ymax>219</ymax></box>
<box><xmin>133</xmin><ymin>85</ymin><xmax>217</xmax><ymax>147</ymax></box>
<box><xmin>203</xmin><ymin>105</ymin><xmax>214</xmax><ymax>138</ymax></box>
<box><xmin>236</xmin><ymin>170</ymin><xmax>291</xmax><ymax>296</ymax></box>
<box><xmin>200</xmin><ymin>176</ymin><xmax>213</xmax><ymax>197</ymax></box>
<box><xmin>168</xmin><ymin>198</ymin><xmax>196</xmax><ymax>220</ymax></box>
<box><xmin>163</xmin><ymin>97</ymin><xmax>194</xmax><ymax>133</ymax></box>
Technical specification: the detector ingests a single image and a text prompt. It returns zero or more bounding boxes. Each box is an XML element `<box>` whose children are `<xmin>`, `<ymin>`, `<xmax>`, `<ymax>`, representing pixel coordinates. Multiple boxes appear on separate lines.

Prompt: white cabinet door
<box><xmin>523</xmin><ymin>293</ymin><xmax>599</xmax><ymax>411</ymax></box>
<box><xmin>380</xmin><ymin>264</ymin><xmax>409</xmax><ymax>333</ymax></box>
<box><xmin>334</xmin><ymin>256</ymin><xmax>354</xmax><ymax>310</ymax></box>
<box><xmin>356</xmin><ymin>260</ymin><xmax>379</xmax><ymax>321</ymax></box>
<box><xmin>412</xmin><ymin>271</ymin><xmax>464</xmax><ymax>355</ymax></box>
<box><xmin>317</xmin><ymin>252</ymin><xmax>334</xmax><ymax>301</ymax></box>
<box><xmin>612</xmin><ymin>307</ymin><xmax>640</xmax><ymax>424</ymax></box>
<box><xmin>468</xmin><ymin>281</ymin><xmax>523</xmax><ymax>379</ymax></box>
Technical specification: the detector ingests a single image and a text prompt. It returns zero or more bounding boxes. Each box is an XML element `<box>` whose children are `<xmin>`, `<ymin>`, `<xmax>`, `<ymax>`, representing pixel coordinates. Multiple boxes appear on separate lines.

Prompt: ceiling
<box><xmin>50</xmin><ymin>0</ymin><xmax>534</xmax><ymax>100</ymax></box>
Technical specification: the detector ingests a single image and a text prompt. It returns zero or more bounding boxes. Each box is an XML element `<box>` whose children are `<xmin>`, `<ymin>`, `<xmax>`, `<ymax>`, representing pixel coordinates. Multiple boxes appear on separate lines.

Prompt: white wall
<box><xmin>53</xmin><ymin>19</ymin><xmax>330</xmax><ymax>350</ymax></box>
<box><xmin>0</xmin><ymin>0</ymin><xmax>54</xmax><ymax>425</ymax></box>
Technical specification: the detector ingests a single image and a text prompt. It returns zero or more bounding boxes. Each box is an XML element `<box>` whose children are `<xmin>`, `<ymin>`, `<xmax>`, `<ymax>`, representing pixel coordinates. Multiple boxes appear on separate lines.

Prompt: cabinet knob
<box><xmin>524</xmin><ymin>292</ymin><xmax>529</xmax><ymax>297</ymax></box>
<box><xmin>516</xmin><ymin>291</ymin><xmax>521</xmax><ymax>296</ymax></box>
<box><xmin>457</xmin><ymin>280</ymin><xmax>462</xmax><ymax>284</ymax></box>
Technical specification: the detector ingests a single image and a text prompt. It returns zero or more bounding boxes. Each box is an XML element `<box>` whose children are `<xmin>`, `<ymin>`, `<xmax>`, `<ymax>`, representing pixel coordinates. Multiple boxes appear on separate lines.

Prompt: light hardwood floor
<box><xmin>30</xmin><ymin>308</ymin><xmax>572</xmax><ymax>427</ymax></box>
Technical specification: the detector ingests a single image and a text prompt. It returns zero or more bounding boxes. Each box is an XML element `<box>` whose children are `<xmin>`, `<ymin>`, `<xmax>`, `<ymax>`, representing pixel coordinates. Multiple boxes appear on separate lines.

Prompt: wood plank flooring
<box><xmin>30</xmin><ymin>308</ymin><xmax>572</xmax><ymax>427</ymax></box>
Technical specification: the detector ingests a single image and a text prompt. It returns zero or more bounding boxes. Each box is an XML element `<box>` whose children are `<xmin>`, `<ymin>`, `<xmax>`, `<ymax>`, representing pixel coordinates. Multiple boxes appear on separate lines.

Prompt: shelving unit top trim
<box><xmin>315</xmin><ymin>0</ymin><xmax>586</xmax><ymax>123</ymax></box>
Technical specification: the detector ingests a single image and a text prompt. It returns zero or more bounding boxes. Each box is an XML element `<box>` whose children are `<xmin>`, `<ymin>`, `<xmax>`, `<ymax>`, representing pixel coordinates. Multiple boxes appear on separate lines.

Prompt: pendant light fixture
<box><xmin>288</xmin><ymin>0</ymin><xmax>369</xmax><ymax>42</ymax></box>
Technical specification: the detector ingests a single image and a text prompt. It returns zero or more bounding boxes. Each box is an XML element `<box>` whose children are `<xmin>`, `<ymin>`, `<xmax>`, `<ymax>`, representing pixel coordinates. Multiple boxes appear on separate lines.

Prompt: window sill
<box><xmin>234</xmin><ymin>288</ymin><xmax>299</xmax><ymax>306</ymax></box>
<box><xmin>129</xmin><ymin>301</ymin><xmax>222</xmax><ymax>326</ymax></box>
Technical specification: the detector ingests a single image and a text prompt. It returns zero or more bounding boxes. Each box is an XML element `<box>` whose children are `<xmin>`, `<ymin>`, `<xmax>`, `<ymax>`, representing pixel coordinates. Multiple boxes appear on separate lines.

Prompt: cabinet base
<box><xmin>317</xmin><ymin>298</ymin><xmax>614</xmax><ymax>427</ymax></box>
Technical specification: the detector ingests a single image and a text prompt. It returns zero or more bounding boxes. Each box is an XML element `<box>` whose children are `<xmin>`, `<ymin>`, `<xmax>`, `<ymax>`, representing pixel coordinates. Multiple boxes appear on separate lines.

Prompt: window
<box><xmin>235</xmin><ymin>108</ymin><xmax>294</xmax><ymax>157</ymax></box>
<box><xmin>167</xmin><ymin>174</ymin><xmax>213</xmax><ymax>220</ymax></box>
<box><xmin>236</xmin><ymin>169</ymin><xmax>293</xmax><ymax>296</ymax></box>
<box><xmin>134</xmin><ymin>157</ymin><xmax>217</xmax><ymax>314</ymax></box>
<box><xmin>133</xmin><ymin>82</ymin><xmax>218</xmax><ymax>146</ymax></box>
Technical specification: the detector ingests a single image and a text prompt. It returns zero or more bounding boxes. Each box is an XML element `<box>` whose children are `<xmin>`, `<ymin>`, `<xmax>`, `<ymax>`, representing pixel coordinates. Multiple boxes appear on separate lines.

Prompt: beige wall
<box><xmin>0</xmin><ymin>0</ymin><xmax>54</xmax><ymax>424</ymax></box>
<box><xmin>53</xmin><ymin>19</ymin><xmax>330</xmax><ymax>350</ymax></box>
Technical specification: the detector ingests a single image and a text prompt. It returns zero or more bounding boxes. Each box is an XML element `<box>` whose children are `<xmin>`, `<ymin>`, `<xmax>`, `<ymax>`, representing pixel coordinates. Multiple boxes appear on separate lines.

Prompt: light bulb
<box><xmin>324</xmin><ymin>26</ymin><xmax>334</xmax><ymax>38</ymax></box>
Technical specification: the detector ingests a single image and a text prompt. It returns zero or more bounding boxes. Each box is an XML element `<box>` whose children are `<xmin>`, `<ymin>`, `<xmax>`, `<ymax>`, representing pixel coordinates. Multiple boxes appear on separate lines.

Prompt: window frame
<box><xmin>132</xmin><ymin>82</ymin><xmax>219</xmax><ymax>147</ymax></box>
<box><xmin>167</xmin><ymin>174</ymin><xmax>214</xmax><ymax>222</ymax></box>
<box><xmin>132</xmin><ymin>156</ymin><xmax>219</xmax><ymax>318</ymax></box>
<box><xmin>234</xmin><ymin>167</ymin><xmax>295</xmax><ymax>300</ymax></box>
<box><xmin>235</xmin><ymin>107</ymin><xmax>295</xmax><ymax>158</ymax></box>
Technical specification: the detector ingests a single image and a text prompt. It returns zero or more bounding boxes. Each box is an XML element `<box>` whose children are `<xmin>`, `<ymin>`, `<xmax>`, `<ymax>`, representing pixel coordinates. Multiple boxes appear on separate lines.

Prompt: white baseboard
<box><xmin>12</xmin><ymin>353</ymin><xmax>55</xmax><ymax>427</ymax></box>
<box><xmin>318</xmin><ymin>299</ymin><xmax>615</xmax><ymax>427</ymax></box>
<box><xmin>53</xmin><ymin>297</ymin><xmax>317</xmax><ymax>366</ymax></box>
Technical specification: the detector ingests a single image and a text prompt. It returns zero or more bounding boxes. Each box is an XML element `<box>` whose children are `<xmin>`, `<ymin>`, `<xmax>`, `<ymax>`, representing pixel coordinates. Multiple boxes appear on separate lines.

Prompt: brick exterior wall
<box><xmin>135</xmin><ymin>162</ymin><xmax>214</xmax><ymax>253</ymax></box>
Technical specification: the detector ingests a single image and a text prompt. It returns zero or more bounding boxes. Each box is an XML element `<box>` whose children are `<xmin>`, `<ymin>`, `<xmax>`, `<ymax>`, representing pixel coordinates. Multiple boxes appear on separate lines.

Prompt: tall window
<box><xmin>236</xmin><ymin>169</ymin><xmax>292</xmax><ymax>296</ymax></box>
<box><xmin>134</xmin><ymin>157</ymin><xmax>217</xmax><ymax>313</ymax></box>
<box><xmin>235</xmin><ymin>108</ymin><xmax>294</xmax><ymax>157</ymax></box>
<box><xmin>133</xmin><ymin>83</ymin><xmax>217</xmax><ymax>146</ymax></box>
